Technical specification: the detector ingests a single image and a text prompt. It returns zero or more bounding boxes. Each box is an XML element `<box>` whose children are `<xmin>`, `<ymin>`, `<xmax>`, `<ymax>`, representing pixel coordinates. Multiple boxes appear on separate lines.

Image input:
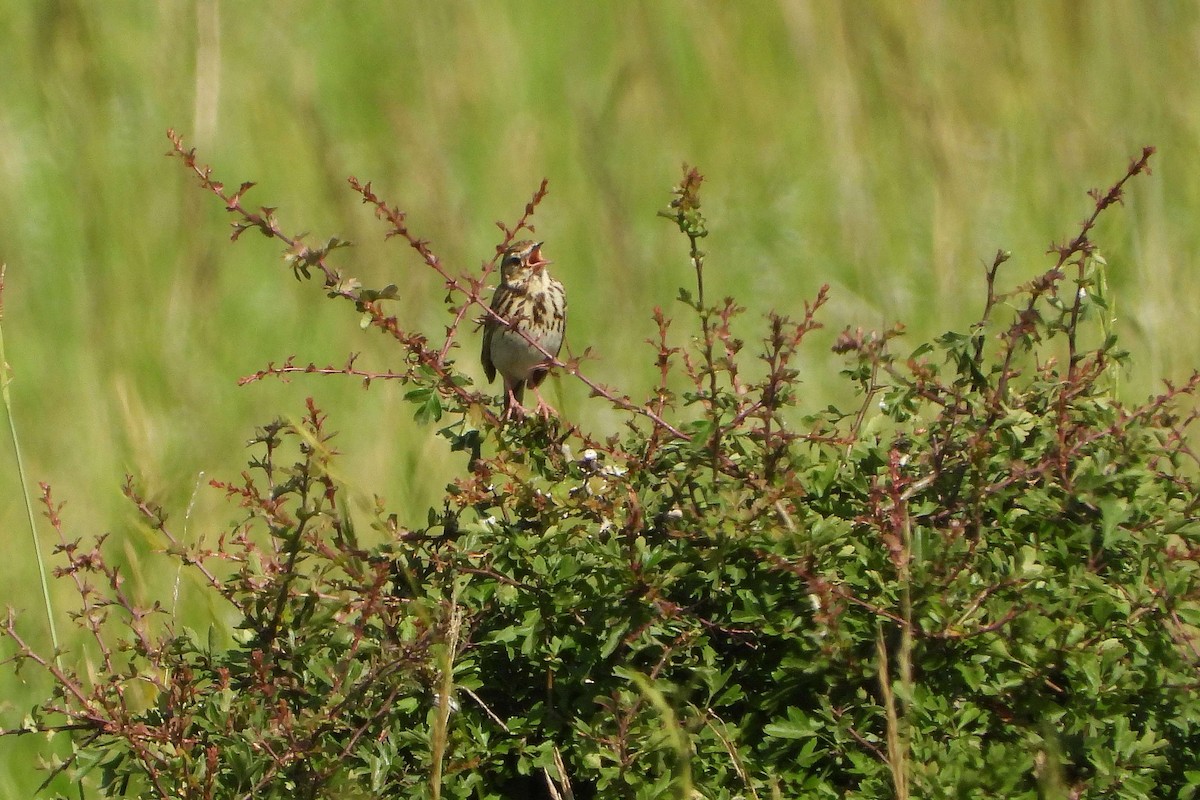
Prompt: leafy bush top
<box><xmin>4</xmin><ymin>142</ymin><xmax>1200</xmax><ymax>800</ymax></box>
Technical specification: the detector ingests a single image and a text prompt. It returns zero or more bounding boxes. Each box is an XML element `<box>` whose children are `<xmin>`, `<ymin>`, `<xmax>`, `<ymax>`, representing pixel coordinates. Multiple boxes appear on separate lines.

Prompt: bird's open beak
<box><xmin>529</xmin><ymin>242</ymin><xmax>552</xmax><ymax>269</ymax></box>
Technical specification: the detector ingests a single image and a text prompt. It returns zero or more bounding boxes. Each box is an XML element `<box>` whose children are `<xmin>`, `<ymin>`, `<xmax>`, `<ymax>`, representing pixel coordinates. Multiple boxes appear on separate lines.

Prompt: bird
<box><xmin>481</xmin><ymin>240</ymin><xmax>567</xmax><ymax>419</ymax></box>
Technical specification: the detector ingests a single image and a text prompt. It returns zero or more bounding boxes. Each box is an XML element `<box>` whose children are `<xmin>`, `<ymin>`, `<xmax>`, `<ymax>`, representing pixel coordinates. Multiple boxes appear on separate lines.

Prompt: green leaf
<box><xmin>404</xmin><ymin>386</ymin><xmax>443</xmax><ymax>424</ymax></box>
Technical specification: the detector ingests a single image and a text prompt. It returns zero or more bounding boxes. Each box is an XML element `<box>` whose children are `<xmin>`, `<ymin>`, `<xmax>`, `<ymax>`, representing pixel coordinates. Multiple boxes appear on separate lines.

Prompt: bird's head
<box><xmin>500</xmin><ymin>240</ymin><xmax>551</xmax><ymax>284</ymax></box>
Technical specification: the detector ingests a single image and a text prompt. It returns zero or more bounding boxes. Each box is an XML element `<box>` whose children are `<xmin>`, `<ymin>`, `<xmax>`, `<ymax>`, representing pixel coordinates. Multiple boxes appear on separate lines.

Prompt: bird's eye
<box><xmin>504</xmin><ymin>255</ymin><xmax>522</xmax><ymax>267</ymax></box>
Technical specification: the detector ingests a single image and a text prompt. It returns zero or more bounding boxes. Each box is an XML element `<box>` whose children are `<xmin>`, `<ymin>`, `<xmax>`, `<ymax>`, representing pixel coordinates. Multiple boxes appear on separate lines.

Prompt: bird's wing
<box><xmin>555</xmin><ymin>284</ymin><xmax>567</xmax><ymax>358</ymax></box>
<box><xmin>481</xmin><ymin>305</ymin><xmax>497</xmax><ymax>384</ymax></box>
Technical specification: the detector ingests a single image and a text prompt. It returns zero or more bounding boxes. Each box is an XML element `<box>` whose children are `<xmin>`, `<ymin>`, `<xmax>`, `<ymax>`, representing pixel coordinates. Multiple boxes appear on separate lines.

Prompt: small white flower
<box><xmin>431</xmin><ymin>692</ymin><xmax>460</xmax><ymax>713</ymax></box>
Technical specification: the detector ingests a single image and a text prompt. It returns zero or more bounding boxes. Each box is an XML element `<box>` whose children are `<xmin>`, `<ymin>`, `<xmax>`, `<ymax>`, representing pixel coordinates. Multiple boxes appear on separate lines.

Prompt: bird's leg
<box><xmin>532</xmin><ymin>387</ymin><xmax>558</xmax><ymax>419</ymax></box>
<box><xmin>503</xmin><ymin>381</ymin><xmax>529</xmax><ymax>420</ymax></box>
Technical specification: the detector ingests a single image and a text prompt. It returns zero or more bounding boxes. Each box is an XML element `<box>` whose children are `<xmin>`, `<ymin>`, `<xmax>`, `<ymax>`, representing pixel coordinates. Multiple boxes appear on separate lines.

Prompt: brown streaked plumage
<box><xmin>481</xmin><ymin>240</ymin><xmax>567</xmax><ymax>418</ymax></box>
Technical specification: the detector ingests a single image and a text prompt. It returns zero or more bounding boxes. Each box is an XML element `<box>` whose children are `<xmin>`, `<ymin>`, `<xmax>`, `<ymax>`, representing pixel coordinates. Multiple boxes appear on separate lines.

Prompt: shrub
<box><xmin>4</xmin><ymin>141</ymin><xmax>1199</xmax><ymax>799</ymax></box>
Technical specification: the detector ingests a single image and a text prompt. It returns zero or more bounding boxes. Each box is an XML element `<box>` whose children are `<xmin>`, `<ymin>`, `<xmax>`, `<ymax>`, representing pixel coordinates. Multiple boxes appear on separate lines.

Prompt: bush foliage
<box><xmin>4</xmin><ymin>141</ymin><xmax>1200</xmax><ymax>799</ymax></box>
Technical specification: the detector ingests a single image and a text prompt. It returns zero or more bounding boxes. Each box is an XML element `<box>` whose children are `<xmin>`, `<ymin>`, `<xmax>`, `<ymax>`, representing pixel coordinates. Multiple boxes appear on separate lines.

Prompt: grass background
<box><xmin>1</xmin><ymin>1</ymin><xmax>1198</xmax><ymax>795</ymax></box>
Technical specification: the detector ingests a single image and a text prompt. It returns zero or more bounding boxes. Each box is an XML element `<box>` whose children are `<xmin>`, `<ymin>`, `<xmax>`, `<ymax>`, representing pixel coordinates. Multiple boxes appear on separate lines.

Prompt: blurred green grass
<box><xmin>1</xmin><ymin>1</ymin><xmax>1198</xmax><ymax>794</ymax></box>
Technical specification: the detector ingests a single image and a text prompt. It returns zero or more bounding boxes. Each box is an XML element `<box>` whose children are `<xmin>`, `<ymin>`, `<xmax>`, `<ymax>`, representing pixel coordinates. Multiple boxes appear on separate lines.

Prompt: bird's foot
<box><xmin>502</xmin><ymin>388</ymin><xmax>530</xmax><ymax>420</ymax></box>
<box><xmin>533</xmin><ymin>391</ymin><xmax>558</xmax><ymax>419</ymax></box>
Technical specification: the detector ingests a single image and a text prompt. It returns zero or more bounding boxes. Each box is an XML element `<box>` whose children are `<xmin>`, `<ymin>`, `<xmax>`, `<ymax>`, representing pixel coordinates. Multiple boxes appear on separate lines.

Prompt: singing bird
<box><xmin>480</xmin><ymin>240</ymin><xmax>566</xmax><ymax>418</ymax></box>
